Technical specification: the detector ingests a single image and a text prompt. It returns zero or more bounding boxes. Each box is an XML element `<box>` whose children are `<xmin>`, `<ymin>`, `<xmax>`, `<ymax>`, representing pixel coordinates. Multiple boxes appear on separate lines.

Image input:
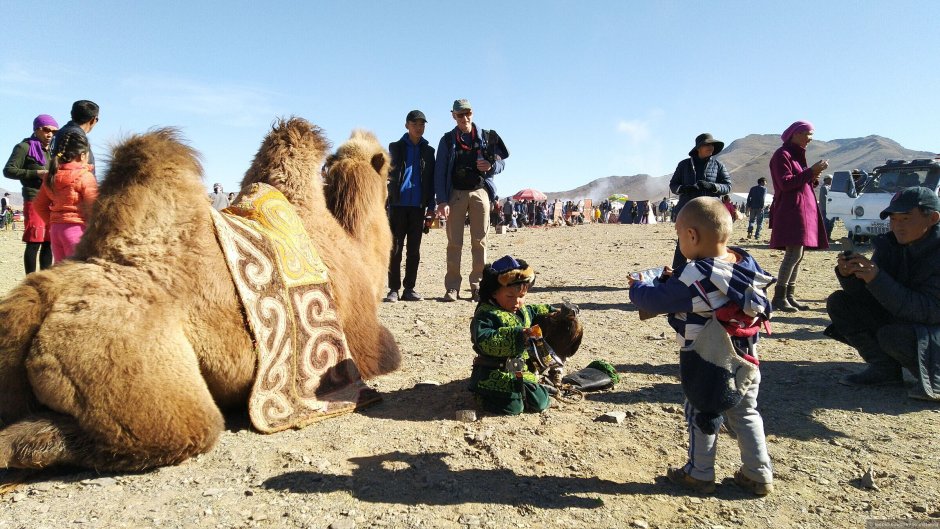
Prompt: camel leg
<box><xmin>0</xmin><ymin>275</ymin><xmax>58</xmax><ymax>425</ymax></box>
<box><xmin>0</xmin><ymin>413</ymin><xmax>83</xmax><ymax>469</ymax></box>
<box><xmin>343</xmin><ymin>312</ymin><xmax>401</xmax><ymax>380</ymax></box>
<box><xmin>11</xmin><ymin>314</ymin><xmax>225</xmax><ymax>471</ymax></box>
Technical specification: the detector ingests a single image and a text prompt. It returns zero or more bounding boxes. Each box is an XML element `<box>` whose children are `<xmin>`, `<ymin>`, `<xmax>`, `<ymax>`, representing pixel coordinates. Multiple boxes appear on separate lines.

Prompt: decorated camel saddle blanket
<box><xmin>209</xmin><ymin>182</ymin><xmax>380</xmax><ymax>433</ymax></box>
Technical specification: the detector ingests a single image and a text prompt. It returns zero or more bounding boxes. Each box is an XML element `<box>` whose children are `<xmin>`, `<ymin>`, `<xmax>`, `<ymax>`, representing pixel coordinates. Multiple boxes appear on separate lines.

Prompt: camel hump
<box><xmin>240</xmin><ymin>117</ymin><xmax>331</xmax><ymax>206</ymax></box>
<box><xmin>76</xmin><ymin>128</ymin><xmax>207</xmax><ymax>261</ymax></box>
<box><xmin>100</xmin><ymin>128</ymin><xmax>203</xmax><ymax>194</ymax></box>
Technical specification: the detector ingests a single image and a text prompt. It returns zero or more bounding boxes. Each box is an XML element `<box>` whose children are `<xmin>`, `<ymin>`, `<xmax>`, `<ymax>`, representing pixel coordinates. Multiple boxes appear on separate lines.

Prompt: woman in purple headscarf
<box><xmin>768</xmin><ymin>120</ymin><xmax>830</xmax><ymax>312</ymax></box>
<box><xmin>3</xmin><ymin>114</ymin><xmax>59</xmax><ymax>274</ymax></box>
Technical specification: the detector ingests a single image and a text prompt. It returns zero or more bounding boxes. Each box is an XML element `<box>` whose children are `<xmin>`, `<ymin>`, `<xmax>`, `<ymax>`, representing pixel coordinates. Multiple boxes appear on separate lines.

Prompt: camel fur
<box><xmin>0</xmin><ymin>118</ymin><xmax>400</xmax><ymax>471</ymax></box>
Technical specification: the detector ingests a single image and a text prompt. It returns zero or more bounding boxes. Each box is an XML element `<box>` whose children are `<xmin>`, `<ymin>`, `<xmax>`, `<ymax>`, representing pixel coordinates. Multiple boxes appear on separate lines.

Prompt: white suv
<box><xmin>826</xmin><ymin>158</ymin><xmax>940</xmax><ymax>242</ymax></box>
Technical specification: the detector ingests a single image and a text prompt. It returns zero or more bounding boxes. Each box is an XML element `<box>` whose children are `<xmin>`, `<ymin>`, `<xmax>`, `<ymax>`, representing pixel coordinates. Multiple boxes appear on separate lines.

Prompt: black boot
<box><xmin>786</xmin><ymin>285</ymin><xmax>810</xmax><ymax>310</ymax></box>
<box><xmin>838</xmin><ymin>331</ymin><xmax>902</xmax><ymax>386</ymax></box>
<box><xmin>772</xmin><ymin>284</ymin><xmax>797</xmax><ymax>312</ymax></box>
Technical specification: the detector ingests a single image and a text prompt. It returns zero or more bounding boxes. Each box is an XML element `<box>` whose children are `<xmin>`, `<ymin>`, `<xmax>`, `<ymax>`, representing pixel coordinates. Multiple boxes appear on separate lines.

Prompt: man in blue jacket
<box><xmin>384</xmin><ymin>110</ymin><xmax>436</xmax><ymax>303</ymax></box>
<box><xmin>827</xmin><ymin>187</ymin><xmax>940</xmax><ymax>401</ymax></box>
<box><xmin>745</xmin><ymin>178</ymin><xmax>768</xmax><ymax>240</ymax></box>
<box><xmin>434</xmin><ymin>99</ymin><xmax>507</xmax><ymax>302</ymax></box>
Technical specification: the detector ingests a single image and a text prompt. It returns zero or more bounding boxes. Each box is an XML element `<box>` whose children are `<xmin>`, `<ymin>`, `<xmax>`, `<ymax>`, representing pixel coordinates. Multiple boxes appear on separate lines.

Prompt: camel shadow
<box><xmin>262</xmin><ymin>450</ymin><xmax>658</xmax><ymax>507</ymax></box>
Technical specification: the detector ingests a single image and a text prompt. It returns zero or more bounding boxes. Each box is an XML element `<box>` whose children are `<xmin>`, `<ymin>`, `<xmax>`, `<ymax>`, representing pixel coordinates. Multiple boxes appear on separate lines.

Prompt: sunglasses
<box><xmin>454</xmin><ymin>112</ymin><xmax>472</xmax><ymax>118</ymax></box>
<box><xmin>39</xmin><ymin>127</ymin><xmax>58</xmax><ymax>133</ymax></box>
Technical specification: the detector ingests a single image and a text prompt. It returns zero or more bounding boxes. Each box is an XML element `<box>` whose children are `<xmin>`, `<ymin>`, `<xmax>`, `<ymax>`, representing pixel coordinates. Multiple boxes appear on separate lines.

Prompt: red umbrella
<box><xmin>512</xmin><ymin>188</ymin><xmax>547</xmax><ymax>201</ymax></box>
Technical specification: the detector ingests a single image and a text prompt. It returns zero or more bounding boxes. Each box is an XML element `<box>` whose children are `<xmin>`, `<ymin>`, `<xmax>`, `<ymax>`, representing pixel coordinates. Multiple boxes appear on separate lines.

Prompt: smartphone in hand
<box><xmin>839</xmin><ymin>237</ymin><xmax>855</xmax><ymax>257</ymax></box>
<box><xmin>629</xmin><ymin>266</ymin><xmax>666</xmax><ymax>285</ymax></box>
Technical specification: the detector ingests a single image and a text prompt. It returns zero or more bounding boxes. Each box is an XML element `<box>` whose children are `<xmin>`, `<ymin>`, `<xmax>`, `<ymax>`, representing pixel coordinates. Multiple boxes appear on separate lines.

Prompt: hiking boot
<box><xmin>839</xmin><ymin>366</ymin><xmax>903</xmax><ymax>387</ymax></box>
<box><xmin>786</xmin><ymin>285</ymin><xmax>811</xmax><ymax>310</ymax></box>
<box><xmin>383</xmin><ymin>290</ymin><xmax>399</xmax><ymax>303</ymax></box>
<box><xmin>401</xmin><ymin>289</ymin><xmax>423</xmax><ymax>302</ymax></box>
<box><xmin>471</xmin><ymin>287</ymin><xmax>480</xmax><ymax>302</ymax></box>
<box><xmin>907</xmin><ymin>384</ymin><xmax>940</xmax><ymax>402</ymax></box>
<box><xmin>823</xmin><ymin>324</ymin><xmax>849</xmax><ymax>345</ymax></box>
<box><xmin>442</xmin><ymin>289</ymin><xmax>459</xmax><ymax>302</ymax></box>
<box><xmin>666</xmin><ymin>466</ymin><xmax>715</xmax><ymax>494</ymax></box>
<box><xmin>772</xmin><ymin>285</ymin><xmax>797</xmax><ymax>313</ymax></box>
<box><xmin>734</xmin><ymin>469</ymin><xmax>774</xmax><ymax>496</ymax></box>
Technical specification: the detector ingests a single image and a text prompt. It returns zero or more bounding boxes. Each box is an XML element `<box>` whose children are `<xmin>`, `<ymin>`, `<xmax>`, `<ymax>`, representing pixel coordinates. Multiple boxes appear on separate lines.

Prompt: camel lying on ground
<box><xmin>0</xmin><ymin>118</ymin><xmax>400</xmax><ymax>471</ymax></box>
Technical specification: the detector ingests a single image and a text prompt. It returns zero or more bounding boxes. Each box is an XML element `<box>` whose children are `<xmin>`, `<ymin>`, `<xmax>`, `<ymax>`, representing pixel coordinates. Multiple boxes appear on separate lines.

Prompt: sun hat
<box><xmin>688</xmin><ymin>133</ymin><xmax>724</xmax><ymax>156</ymax></box>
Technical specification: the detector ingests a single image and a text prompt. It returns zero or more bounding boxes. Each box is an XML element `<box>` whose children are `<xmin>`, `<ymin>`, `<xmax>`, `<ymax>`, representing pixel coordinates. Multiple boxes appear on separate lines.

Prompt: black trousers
<box><xmin>827</xmin><ymin>289</ymin><xmax>919</xmax><ymax>373</ymax></box>
<box><xmin>388</xmin><ymin>206</ymin><xmax>425</xmax><ymax>291</ymax></box>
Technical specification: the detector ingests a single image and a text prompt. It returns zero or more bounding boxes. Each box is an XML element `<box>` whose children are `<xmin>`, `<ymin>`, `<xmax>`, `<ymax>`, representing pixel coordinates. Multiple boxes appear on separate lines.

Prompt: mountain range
<box><xmin>2</xmin><ymin>134</ymin><xmax>934</xmax><ymax>206</ymax></box>
<box><xmin>545</xmin><ymin>134</ymin><xmax>936</xmax><ymax>202</ymax></box>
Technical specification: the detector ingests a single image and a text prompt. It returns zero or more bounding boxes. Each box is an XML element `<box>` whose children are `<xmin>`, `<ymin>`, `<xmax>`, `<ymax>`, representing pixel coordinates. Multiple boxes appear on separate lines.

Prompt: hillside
<box><xmin>546</xmin><ymin>134</ymin><xmax>936</xmax><ymax>201</ymax></box>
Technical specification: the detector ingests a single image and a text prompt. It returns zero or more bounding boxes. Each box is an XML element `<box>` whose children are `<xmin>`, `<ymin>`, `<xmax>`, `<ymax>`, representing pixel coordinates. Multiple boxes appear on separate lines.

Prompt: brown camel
<box><xmin>0</xmin><ymin>118</ymin><xmax>400</xmax><ymax>471</ymax></box>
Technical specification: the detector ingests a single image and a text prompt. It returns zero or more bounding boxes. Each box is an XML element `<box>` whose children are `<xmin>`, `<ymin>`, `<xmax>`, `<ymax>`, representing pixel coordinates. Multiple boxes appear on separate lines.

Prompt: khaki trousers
<box><xmin>445</xmin><ymin>188</ymin><xmax>491</xmax><ymax>292</ymax></box>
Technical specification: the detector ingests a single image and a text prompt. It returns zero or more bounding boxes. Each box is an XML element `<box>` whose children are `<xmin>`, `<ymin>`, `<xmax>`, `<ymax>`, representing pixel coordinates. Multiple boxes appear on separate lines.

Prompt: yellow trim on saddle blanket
<box><xmin>209</xmin><ymin>183</ymin><xmax>379</xmax><ymax>433</ymax></box>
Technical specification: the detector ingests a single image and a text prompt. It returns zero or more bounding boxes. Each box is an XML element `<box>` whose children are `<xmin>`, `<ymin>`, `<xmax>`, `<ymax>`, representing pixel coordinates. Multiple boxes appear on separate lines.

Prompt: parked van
<box><xmin>826</xmin><ymin>158</ymin><xmax>940</xmax><ymax>242</ymax></box>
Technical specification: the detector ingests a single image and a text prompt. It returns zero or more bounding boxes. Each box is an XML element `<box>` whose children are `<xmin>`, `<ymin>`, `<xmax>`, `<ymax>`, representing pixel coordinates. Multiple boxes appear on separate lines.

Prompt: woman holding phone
<box><xmin>768</xmin><ymin>120</ymin><xmax>830</xmax><ymax>312</ymax></box>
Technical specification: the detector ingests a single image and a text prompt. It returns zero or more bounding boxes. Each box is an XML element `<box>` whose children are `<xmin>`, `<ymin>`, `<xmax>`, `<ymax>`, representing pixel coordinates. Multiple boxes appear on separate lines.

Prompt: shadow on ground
<box><xmin>263</xmin><ymin>450</ymin><xmax>659</xmax><ymax>507</ymax></box>
<box><xmin>603</xmin><ymin>360</ymin><xmax>933</xmax><ymax>441</ymax></box>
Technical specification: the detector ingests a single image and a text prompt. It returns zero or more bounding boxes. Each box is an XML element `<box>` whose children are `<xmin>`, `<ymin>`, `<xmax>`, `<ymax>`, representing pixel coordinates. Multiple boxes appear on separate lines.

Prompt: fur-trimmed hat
<box><xmin>477</xmin><ymin>255</ymin><xmax>535</xmax><ymax>304</ymax></box>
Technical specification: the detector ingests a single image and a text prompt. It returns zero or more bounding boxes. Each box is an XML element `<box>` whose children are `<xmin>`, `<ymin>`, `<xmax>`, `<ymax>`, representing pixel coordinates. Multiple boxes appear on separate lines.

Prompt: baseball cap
<box><xmin>452</xmin><ymin>99</ymin><xmax>472</xmax><ymax>112</ymax></box>
<box><xmin>406</xmin><ymin>110</ymin><xmax>427</xmax><ymax>123</ymax></box>
<box><xmin>879</xmin><ymin>187</ymin><xmax>940</xmax><ymax>219</ymax></box>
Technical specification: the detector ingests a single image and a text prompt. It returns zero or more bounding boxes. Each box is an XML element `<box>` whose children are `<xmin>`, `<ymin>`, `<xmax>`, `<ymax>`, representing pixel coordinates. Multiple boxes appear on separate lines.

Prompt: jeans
<box><xmin>387</xmin><ymin>206</ymin><xmax>424</xmax><ymax>291</ymax></box>
<box><xmin>747</xmin><ymin>209</ymin><xmax>765</xmax><ymax>237</ymax></box>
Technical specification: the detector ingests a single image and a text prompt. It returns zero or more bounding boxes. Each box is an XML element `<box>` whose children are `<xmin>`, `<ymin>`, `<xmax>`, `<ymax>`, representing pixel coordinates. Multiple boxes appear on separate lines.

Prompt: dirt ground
<box><xmin>1</xmin><ymin>219</ymin><xmax>938</xmax><ymax>529</ymax></box>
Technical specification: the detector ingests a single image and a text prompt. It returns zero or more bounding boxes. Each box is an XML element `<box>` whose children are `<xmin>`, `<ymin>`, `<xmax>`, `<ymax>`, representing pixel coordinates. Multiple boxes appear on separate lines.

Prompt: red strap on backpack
<box><xmin>693</xmin><ymin>281</ymin><xmax>768</xmax><ymax>338</ymax></box>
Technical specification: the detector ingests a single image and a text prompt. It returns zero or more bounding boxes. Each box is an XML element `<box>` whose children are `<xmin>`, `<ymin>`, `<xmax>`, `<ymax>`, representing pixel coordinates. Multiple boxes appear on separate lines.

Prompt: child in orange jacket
<box><xmin>34</xmin><ymin>130</ymin><xmax>98</xmax><ymax>262</ymax></box>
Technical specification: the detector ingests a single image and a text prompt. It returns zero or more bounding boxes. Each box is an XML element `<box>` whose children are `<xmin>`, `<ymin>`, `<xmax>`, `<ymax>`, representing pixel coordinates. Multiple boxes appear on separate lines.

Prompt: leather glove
<box><xmin>697</xmin><ymin>181</ymin><xmax>717</xmax><ymax>193</ymax></box>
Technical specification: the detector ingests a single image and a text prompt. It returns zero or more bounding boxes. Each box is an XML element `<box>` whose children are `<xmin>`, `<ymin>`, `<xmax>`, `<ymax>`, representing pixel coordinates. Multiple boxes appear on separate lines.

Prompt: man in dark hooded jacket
<box><xmin>384</xmin><ymin>110</ymin><xmax>435</xmax><ymax>303</ymax></box>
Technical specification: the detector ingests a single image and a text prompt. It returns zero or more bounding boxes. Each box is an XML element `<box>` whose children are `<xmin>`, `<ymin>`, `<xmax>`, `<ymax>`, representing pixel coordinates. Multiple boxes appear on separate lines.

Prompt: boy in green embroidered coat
<box><xmin>469</xmin><ymin>255</ymin><xmax>553</xmax><ymax>415</ymax></box>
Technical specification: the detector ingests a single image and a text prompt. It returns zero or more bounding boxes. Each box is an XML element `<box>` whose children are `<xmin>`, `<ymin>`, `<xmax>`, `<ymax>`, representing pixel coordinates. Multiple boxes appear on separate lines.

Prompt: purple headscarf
<box><xmin>781</xmin><ymin>120</ymin><xmax>814</xmax><ymax>143</ymax></box>
<box><xmin>28</xmin><ymin>114</ymin><xmax>59</xmax><ymax>166</ymax></box>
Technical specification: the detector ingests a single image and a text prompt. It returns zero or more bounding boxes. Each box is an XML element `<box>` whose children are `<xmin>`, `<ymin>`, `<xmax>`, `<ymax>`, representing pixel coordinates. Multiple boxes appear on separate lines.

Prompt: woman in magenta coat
<box><xmin>768</xmin><ymin>121</ymin><xmax>830</xmax><ymax>312</ymax></box>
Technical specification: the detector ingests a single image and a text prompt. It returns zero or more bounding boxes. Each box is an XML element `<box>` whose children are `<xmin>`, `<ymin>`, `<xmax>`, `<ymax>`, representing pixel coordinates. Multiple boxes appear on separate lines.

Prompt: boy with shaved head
<box><xmin>629</xmin><ymin>197</ymin><xmax>776</xmax><ymax>496</ymax></box>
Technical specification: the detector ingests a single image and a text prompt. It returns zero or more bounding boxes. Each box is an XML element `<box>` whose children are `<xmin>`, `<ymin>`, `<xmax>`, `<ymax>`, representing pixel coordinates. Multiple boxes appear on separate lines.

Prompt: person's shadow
<box><xmin>263</xmin><ymin>450</ymin><xmax>657</xmax><ymax>508</ymax></box>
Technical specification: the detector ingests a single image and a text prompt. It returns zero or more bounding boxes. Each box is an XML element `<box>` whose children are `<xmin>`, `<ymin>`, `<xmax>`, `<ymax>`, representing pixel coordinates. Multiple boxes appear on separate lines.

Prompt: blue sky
<box><xmin>2</xmin><ymin>1</ymin><xmax>937</xmax><ymax>198</ymax></box>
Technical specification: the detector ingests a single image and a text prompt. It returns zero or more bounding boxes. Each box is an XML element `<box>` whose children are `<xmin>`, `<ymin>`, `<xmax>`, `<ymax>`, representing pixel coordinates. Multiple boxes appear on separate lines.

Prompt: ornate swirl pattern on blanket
<box><xmin>210</xmin><ymin>183</ymin><xmax>379</xmax><ymax>433</ymax></box>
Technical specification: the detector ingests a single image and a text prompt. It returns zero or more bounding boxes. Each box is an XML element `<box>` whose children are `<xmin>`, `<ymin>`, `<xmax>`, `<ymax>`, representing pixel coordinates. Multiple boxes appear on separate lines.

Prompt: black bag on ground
<box><xmin>562</xmin><ymin>360</ymin><xmax>619</xmax><ymax>391</ymax></box>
